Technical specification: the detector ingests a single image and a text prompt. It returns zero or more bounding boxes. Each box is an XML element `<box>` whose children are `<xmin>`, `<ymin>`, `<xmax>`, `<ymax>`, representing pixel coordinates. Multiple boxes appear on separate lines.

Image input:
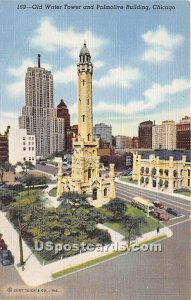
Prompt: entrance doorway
<box><xmin>93</xmin><ymin>188</ymin><xmax>97</xmax><ymax>200</ymax></box>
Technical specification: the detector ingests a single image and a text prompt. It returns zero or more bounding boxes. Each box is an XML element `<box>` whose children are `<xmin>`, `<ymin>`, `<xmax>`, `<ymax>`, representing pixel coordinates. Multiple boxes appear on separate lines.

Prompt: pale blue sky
<box><xmin>0</xmin><ymin>1</ymin><xmax>190</xmax><ymax>136</ymax></box>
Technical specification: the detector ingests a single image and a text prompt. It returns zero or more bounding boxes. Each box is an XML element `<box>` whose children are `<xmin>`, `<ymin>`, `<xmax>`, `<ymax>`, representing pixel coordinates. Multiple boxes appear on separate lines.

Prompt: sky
<box><xmin>0</xmin><ymin>0</ymin><xmax>190</xmax><ymax>136</ymax></box>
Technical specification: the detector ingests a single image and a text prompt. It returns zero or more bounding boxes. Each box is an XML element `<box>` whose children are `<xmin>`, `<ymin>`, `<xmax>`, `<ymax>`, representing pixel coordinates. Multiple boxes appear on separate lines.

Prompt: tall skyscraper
<box><xmin>19</xmin><ymin>55</ymin><xmax>65</xmax><ymax>156</ymax></box>
<box><xmin>138</xmin><ymin>120</ymin><xmax>153</xmax><ymax>149</ymax></box>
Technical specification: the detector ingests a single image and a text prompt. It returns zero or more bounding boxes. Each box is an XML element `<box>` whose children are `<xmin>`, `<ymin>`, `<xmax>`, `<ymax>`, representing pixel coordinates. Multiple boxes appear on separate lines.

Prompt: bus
<box><xmin>131</xmin><ymin>196</ymin><xmax>155</xmax><ymax>214</ymax></box>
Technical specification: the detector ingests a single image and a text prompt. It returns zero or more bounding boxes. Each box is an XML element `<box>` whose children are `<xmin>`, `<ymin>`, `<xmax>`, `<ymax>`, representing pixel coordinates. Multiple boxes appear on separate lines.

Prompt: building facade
<box><xmin>0</xmin><ymin>126</ymin><xmax>10</xmax><ymax>162</ymax></box>
<box><xmin>57</xmin><ymin>99</ymin><xmax>70</xmax><ymax>151</ymax></box>
<box><xmin>57</xmin><ymin>43</ymin><xmax>116</xmax><ymax>207</ymax></box>
<box><xmin>93</xmin><ymin>123</ymin><xmax>112</xmax><ymax>145</ymax></box>
<box><xmin>116</xmin><ymin>135</ymin><xmax>132</xmax><ymax>149</ymax></box>
<box><xmin>161</xmin><ymin>120</ymin><xmax>176</xmax><ymax>150</ymax></box>
<box><xmin>19</xmin><ymin>55</ymin><xmax>65</xmax><ymax>156</ymax></box>
<box><xmin>131</xmin><ymin>136</ymin><xmax>139</xmax><ymax>149</ymax></box>
<box><xmin>132</xmin><ymin>150</ymin><xmax>191</xmax><ymax>193</ymax></box>
<box><xmin>176</xmin><ymin>116</ymin><xmax>191</xmax><ymax>150</ymax></box>
<box><xmin>152</xmin><ymin>120</ymin><xmax>176</xmax><ymax>150</ymax></box>
<box><xmin>138</xmin><ymin>120</ymin><xmax>153</xmax><ymax>149</ymax></box>
<box><xmin>8</xmin><ymin>129</ymin><xmax>36</xmax><ymax>165</ymax></box>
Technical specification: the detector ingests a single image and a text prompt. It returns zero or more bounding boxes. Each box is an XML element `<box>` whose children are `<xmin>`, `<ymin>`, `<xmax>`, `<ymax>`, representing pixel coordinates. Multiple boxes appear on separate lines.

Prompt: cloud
<box><xmin>30</xmin><ymin>18</ymin><xmax>108</xmax><ymax>60</ymax></box>
<box><xmin>53</xmin><ymin>65</ymin><xmax>77</xmax><ymax>84</ymax></box>
<box><xmin>93</xmin><ymin>66</ymin><xmax>141</xmax><ymax>88</ymax></box>
<box><xmin>0</xmin><ymin>111</ymin><xmax>19</xmax><ymax>133</ymax></box>
<box><xmin>6</xmin><ymin>59</ymin><xmax>52</xmax><ymax>98</ymax></box>
<box><xmin>69</xmin><ymin>78</ymin><xmax>189</xmax><ymax>116</ymax></box>
<box><xmin>53</xmin><ymin>60</ymin><xmax>105</xmax><ymax>85</ymax></box>
<box><xmin>141</xmin><ymin>26</ymin><xmax>184</xmax><ymax>63</ymax></box>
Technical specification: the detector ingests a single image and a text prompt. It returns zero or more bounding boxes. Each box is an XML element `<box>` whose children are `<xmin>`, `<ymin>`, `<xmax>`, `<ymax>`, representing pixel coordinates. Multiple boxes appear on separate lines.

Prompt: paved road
<box><xmin>0</xmin><ymin>182</ymin><xmax>190</xmax><ymax>299</ymax></box>
<box><xmin>115</xmin><ymin>182</ymin><xmax>191</xmax><ymax>226</ymax></box>
<box><xmin>35</xmin><ymin>163</ymin><xmax>59</xmax><ymax>176</ymax></box>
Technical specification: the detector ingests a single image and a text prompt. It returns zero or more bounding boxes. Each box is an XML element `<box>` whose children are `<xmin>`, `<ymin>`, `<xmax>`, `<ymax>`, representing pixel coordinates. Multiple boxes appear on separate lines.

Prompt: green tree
<box><xmin>103</xmin><ymin>198</ymin><xmax>127</xmax><ymax>221</ymax></box>
<box><xmin>121</xmin><ymin>215</ymin><xmax>147</xmax><ymax>246</ymax></box>
<box><xmin>0</xmin><ymin>161</ymin><xmax>15</xmax><ymax>182</ymax></box>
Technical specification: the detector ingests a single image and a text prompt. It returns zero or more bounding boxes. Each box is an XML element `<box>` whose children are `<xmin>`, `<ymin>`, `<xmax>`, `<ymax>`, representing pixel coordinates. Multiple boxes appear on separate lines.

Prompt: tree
<box><xmin>121</xmin><ymin>215</ymin><xmax>147</xmax><ymax>246</ymax></box>
<box><xmin>0</xmin><ymin>189</ymin><xmax>17</xmax><ymax>211</ymax></box>
<box><xmin>20</xmin><ymin>175</ymin><xmax>49</xmax><ymax>195</ymax></box>
<box><xmin>103</xmin><ymin>198</ymin><xmax>127</xmax><ymax>221</ymax></box>
<box><xmin>0</xmin><ymin>161</ymin><xmax>15</xmax><ymax>182</ymax></box>
<box><xmin>7</xmin><ymin>196</ymin><xmax>42</xmax><ymax>266</ymax></box>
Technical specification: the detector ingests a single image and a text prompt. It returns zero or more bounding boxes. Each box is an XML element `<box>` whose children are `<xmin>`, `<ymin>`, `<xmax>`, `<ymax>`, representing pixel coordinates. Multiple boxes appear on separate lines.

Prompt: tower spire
<box><xmin>38</xmin><ymin>54</ymin><xmax>41</xmax><ymax>68</ymax></box>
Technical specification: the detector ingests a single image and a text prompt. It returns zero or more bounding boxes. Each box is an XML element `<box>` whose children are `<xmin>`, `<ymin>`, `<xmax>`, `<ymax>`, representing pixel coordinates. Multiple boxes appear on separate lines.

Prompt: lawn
<box><xmin>49</xmin><ymin>187</ymin><xmax>57</xmax><ymax>197</ymax></box>
<box><xmin>104</xmin><ymin>205</ymin><xmax>163</xmax><ymax>237</ymax></box>
<box><xmin>174</xmin><ymin>189</ymin><xmax>191</xmax><ymax>197</ymax></box>
<box><xmin>120</xmin><ymin>176</ymin><xmax>138</xmax><ymax>185</ymax></box>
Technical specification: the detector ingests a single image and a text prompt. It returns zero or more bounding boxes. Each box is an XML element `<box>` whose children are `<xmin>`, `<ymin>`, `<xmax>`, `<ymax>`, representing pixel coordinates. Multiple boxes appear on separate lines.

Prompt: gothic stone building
<box><xmin>57</xmin><ymin>43</ymin><xmax>116</xmax><ymax>207</ymax></box>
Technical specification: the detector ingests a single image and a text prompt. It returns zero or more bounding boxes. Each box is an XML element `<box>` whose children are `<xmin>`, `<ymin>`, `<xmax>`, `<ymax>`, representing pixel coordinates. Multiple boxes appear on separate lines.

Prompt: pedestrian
<box><xmin>157</xmin><ymin>226</ymin><xmax>160</xmax><ymax>234</ymax></box>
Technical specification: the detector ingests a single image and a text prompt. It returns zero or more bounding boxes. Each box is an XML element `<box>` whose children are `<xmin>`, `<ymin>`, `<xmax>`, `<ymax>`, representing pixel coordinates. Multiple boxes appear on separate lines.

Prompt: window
<box><xmin>82</xmin><ymin>115</ymin><xmax>85</xmax><ymax>122</ymax></box>
<box><xmin>32</xmin><ymin>157</ymin><xmax>34</xmax><ymax>160</ymax></box>
<box><xmin>23</xmin><ymin>142</ymin><xmax>26</xmax><ymax>145</ymax></box>
<box><xmin>88</xmin><ymin>168</ymin><xmax>91</xmax><ymax>180</ymax></box>
<box><xmin>23</xmin><ymin>137</ymin><xmax>25</xmax><ymax>140</ymax></box>
<box><xmin>32</xmin><ymin>147</ymin><xmax>34</xmax><ymax>151</ymax></box>
<box><xmin>28</xmin><ymin>147</ymin><xmax>31</xmax><ymax>151</ymax></box>
<box><xmin>104</xmin><ymin>188</ymin><xmax>108</xmax><ymax>197</ymax></box>
<box><xmin>29</xmin><ymin>157</ymin><xmax>31</xmax><ymax>160</ymax></box>
<box><xmin>23</xmin><ymin>147</ymin><xmax>26</xmax><ymax>151</ymax></box>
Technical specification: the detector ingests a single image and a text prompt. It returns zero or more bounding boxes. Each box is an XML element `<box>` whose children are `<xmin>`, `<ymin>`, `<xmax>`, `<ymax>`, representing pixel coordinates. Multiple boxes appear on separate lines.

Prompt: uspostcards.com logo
<box><xmin>34</xmin><ymin>241</ymin><xmax>162</xmax><ymax>254</ymax></box>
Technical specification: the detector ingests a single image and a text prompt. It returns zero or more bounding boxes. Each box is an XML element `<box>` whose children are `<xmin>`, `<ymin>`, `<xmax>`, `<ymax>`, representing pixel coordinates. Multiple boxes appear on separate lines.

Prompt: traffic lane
<box><xmin>115</xmin><ymin>188</ymin><xmax>188</xmax><ymax>226</ymax></box>
<box><xmin>35</xmin><ymin>163</ymin><xmax>58</xmax><ymax>175</ymax></box>
<box><xmin>115</xmin><ymin>184</ymin><xmax>191</xmax><ymax>215</ymax></box>
<box><xmin>0</xmin><ymin>264</ymin><xmax>26</xmax><ymax>297</ymax></box>
<box><xmin>115</xmin><ymin>186</ymin><xmax>190</xmax><ymax>215</ymax></box>
<box><xmin>116</xmin><ymin>181</ymin><xmax>191</xmax><ymax>207</ymax></box>
<box><xmin>41</xmin><ymin>220</ymin><xmax>190</xmax><ymax>300</ymax></box>
<box><xmin>124</xmin><ymin>184</ymin><xmax>191</xmax><ymax>209</ymax></box>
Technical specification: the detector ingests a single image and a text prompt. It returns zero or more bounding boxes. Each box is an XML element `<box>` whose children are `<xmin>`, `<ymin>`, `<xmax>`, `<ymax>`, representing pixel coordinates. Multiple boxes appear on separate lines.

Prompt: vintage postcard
<box><xmin>0</xmin><ymin>1</ymin><xmax>190</xmax><ymax>299</ymax></box>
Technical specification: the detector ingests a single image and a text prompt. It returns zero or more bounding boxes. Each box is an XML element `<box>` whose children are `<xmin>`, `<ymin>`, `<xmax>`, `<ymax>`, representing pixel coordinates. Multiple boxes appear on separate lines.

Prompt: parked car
<box><xmin>166</xmin><ymin>208</ymin><xmax>181</xmax><ymax>217</ymax></box>
<box><xmin>40</xmin><ymin>162</ymin><xmax>46</xmax><ymax>166</ymax></box>
<box><xmin>0</xmin><ymin>183</ymin><xmax>5</xmax><ymax>189</ymax></box>
<box><xmin>0</xmin><ymin>239</ymin><xmax>7</xmax><ymax>250</ymax></box>
<box><xmin>153</xmin><ymin>201</ymin><xmax>164</xmax><ymax>209</ymax></box>
<box><xmin>153</xmin><ymin>211</ymin><xmax>169</xmax><ymax>221</ymax></box>
<box><xmin>0</xmin><ymin>250</ymin><xmax>14</xmax><ymax>266</ymax></box>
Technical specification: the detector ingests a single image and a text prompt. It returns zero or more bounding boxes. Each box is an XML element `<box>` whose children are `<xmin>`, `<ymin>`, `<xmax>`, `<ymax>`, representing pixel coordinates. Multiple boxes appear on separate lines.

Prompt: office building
<box><xmin>19</xmin><ymin>55</ymin><xmax>65</xmax><ymax>156</ymax></box>
<box><xmin>176</xmin><ymin>116</ymin><xmax>191</xmax><ymax>150</ymax></box>
<box><xmin>8</xmin><ymin>128</ymin><xmax>36</xmax><ymax>165</ymax></box>
<box><xmin>138</xmin><ymin>120</ymin><xmax>153</xmax><ymax>149</ymax></box>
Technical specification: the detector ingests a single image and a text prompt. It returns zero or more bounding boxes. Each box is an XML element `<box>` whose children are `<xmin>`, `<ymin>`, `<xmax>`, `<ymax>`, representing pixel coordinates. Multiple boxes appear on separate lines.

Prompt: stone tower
<box><xmin>57</xmin><ymin>42</ymin><xmax>116</xmax><ymax>207</ymax></box>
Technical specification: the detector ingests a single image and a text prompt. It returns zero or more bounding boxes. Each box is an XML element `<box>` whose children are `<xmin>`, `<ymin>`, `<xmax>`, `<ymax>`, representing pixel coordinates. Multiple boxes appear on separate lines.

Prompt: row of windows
<box><xmin>23</xmin><ymin>147</ymin><xmax>35</xmax><ymax>151</ymax></box>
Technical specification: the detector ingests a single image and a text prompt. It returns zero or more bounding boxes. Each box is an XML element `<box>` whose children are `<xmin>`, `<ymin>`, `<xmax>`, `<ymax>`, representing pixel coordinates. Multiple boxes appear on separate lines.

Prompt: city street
<box><xmin>0</xmin><ymin>181</ymin><xmax>190</xmax><ymax>299</ymax></box>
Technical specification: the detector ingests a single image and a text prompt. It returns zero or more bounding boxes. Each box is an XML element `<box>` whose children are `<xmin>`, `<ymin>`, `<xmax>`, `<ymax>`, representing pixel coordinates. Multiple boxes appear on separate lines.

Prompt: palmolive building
<box><xmin>19</xmin><ymin>55</ymin><xmax>65</xmax><ymax>156</ymax></box>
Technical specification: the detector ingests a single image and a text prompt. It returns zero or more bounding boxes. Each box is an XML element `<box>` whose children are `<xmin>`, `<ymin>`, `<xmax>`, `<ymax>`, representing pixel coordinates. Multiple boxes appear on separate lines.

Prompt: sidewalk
<box><xmin>43</xmin><ymin>184</ymin><xmax>60</xmax><ymax>208</ymax></box>
<box><xmin>0</xmin><ymin>211</ymin><xmax>172</xmax><ymax>287</ymax></box>
<box><xmin>116</xmin><ymin>178</ymin><xmax>191</xmax><ymax>202</ymax></box>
